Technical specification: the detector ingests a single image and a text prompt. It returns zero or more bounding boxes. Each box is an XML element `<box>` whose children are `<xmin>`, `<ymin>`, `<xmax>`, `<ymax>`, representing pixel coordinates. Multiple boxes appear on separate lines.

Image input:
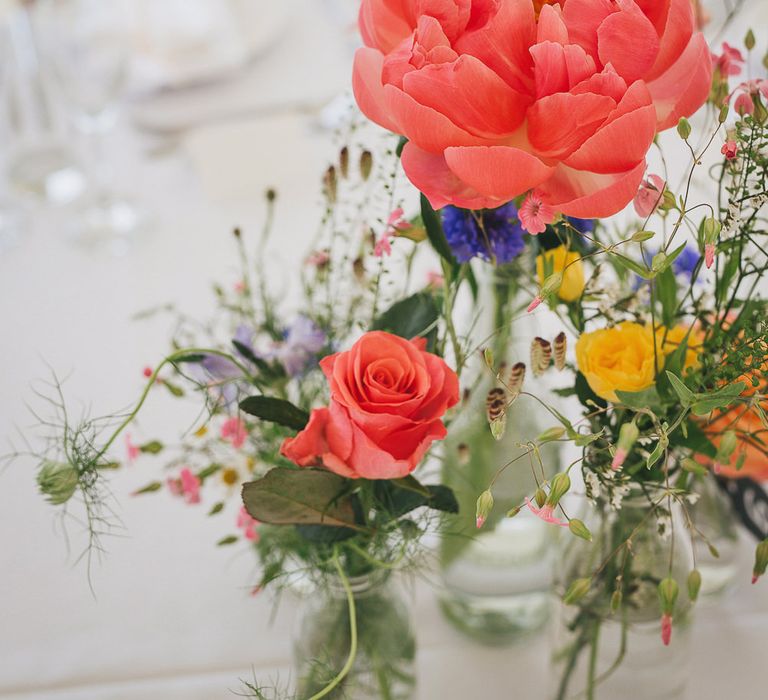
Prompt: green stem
<box><xmin>307</xmin><ymin>548</ymin><xmax>358</xmax><ymax>700</ymax></box>
<box><xmin>95</xmin><ymin>348</ymin><xmax>258</xmax><ymax>461</ymax></box>
<box><xmin>586</xmin><ymin>619</ymin><xmax>601</xmax><ymax>700</ymax></box>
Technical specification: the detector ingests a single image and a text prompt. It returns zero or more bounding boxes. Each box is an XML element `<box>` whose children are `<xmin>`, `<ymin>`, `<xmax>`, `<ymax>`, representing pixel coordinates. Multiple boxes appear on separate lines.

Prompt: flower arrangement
<box><xmin>23</xmin><ymin>1</ymin><xmax>768</xmax><ymax>699</ymax></box>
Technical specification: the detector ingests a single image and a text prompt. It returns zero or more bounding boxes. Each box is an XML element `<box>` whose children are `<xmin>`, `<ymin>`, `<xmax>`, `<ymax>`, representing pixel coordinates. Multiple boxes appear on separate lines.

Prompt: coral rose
<box><xmin>281</xmin><ymin>331</ymin><xmax>459</xmax><ymax>479</ymax></box>
<box><xmin>576</xmin><ymin>322</ymin><xmax>659</xmax><ymax>402</ymax></box>
<box><xmin>353</xmin><ymin>0</ymin><xmax>711</xmax><ymax>217</ymax></box>
<box><xmin>536</xmin><ymin>245</ymin><xmax>585</xmax><ymax>302</ymax></box>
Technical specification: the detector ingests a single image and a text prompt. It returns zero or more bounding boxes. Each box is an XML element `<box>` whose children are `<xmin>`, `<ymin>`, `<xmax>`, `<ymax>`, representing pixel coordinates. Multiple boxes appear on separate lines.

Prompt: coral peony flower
<box><xmin>353</xmin><ymin>0</ymin><xmax>711</xmax><ymax>217</ymax></box>
<box><xmin>575</xmin><ymin>322</ymin><xmax>660</xmax><ymax>402</ymax></box>
<box><xmin>633</xmin><ymin>174</ymin><xmax>666</xmax><ymax>218</ymax></box>
<box><xmin>536</xmin><ymin>245</ymin><xmax>585</xmax><ymax>302</ymax></box>
<box><xmin>281</xmin><ymin>331</ymin><xmax>459</xmax><ymax>479</ymax></box>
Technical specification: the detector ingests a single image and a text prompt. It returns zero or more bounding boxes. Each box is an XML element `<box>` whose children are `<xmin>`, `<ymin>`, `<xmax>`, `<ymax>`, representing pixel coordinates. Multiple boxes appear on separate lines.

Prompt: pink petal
<box><xmin>527</xmin><ymin>92</ymin><xmax>616</xmax><ymax>159</ymax></box>
<box><xmin>646</xmin><ymin>32</ymin><xmax>712</xmax><ymax>130</ymax></box>
<box><xmin>597</xmin><ymin>2</ymin><xmax>660</xmax><ymax>83</ymax></box>
<box><xmin>352</xmin><ymin>47</ymin><xmax>400</xmax><ymax>133</ymax></box>
<box><xmin>358</xmin><ymin>0</ymin><xmax>415</xmax><ymax>54</ymax></box>
<box><xmin>536</xmin><ymin>4</ymin><xmax>569</xmax><ymax>45</ymax></box>
<box><xmin>402</xmin><ymin>54</ymin><xmax>531</xmax><ymax>137</ymax></box>
<box><xmin>645</xmin><ymin>0</ymin><xmax>694</xmax><ymax>81</ymax></box>
<box><xmin>400</xmin><ymin>143</ymin><xmax>499</xmax><ymax>209</ymax></box>
<box><xmin>539</xmin><ymin>160</ymin><xmax>647</xmax><ymax>218</ymax></box>
<box><xmin>443</xmin><ymin>145</ymin><xmax>555</xmax><ymax>202</ymax></box>
<box><xmin>562</xmin><ymin>0</ymin><xmax>615</xmax><ymax>62</ymax></box>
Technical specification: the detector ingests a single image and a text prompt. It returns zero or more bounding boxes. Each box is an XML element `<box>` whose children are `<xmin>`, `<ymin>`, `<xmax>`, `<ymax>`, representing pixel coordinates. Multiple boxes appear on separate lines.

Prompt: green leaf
<box><xmin>374</xmin><ymin>480</ymin><xmax>459</xmax><ymax>517</ymax></box>
<box><xmin>372</xmin><ymin>292</ymin><xmax>439</xmax><ymax>347</ymax></box>
<box><xmin>391</xmin><ymin>475</ymin><xmax>431</xmax><ymax>497</ymax></box>
<box><xmin>575</xmin><ymin>372</ymin><xmax>606</xmax><ymax>410</ymax></box>
<box><xmin>656</xmin><ymin>266</ymin><xmax>677</xmax><ymax>328</ymax></box>
<box><xmin>239</xmin><ymin>396</ymin><xmax>309</xmax><ymax>430</ymax></box>
<box><xmin>217</xmin><ymin>535</ymin><xmax>239</xmax><ymax>546</ymax></box>
<box><xmin>241</xmin><ymin>468</ymin><xmax>362</xmax><ymax>528</ymax></box>
<box><xmin>425</xmin><ymin>485</ymin><xmax>459</xmax><ymax>514</ymax></box>
<box><xmin>611</xmin><ymin>252</ymin><xmax>652</xmax><ymax>278</ymax></box>
<box><xmin>139</xmin><ymin>440</ymin><xmax>164</xmax><ymax>455</ymax></box>
<box><xmin>295</xmin><ymin>524</ymin><xmax>358</xmax><ymax>543</ymax></box>
<box><xmin>665</xmin><ymin>371</ymin><xmax>695</xmax><ymax>406</ymax></box>
<box><xmin>172</xmin><ymin>353</ymin><xmax>206</xmax><ymax>363</ymax></box>
<box><xmin>420</xmin><ymin>194</ymin><xmax>457</xmax><ymax>267</ymax></box>
<box><xmin>133</xmin><ymin>481</ymin><xmax>162</xmax><ymax>495</ymax></box>
<box><xmin>616</xmin><ymin>386</ymin><xmax>663</xmax><ymax>411</ymax></box>
<box><xmin>208</xmin><ymin>502</ymin><xmax>225</xmax><ymax>516</ymax></box>
<box><xmin>690</xmin><ymin>382</ymin><xmax>746</xmax><ymax>416</ymax></box>
<box><xmin>646</xmin><ymin>440</ymin><xmax>666</xmax><ymax>469</ymax></box>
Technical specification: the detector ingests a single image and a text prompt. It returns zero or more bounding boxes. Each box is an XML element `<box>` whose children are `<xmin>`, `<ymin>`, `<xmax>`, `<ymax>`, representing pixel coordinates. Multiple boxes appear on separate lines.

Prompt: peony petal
<box><xmin>400</xmin><ymin>143</ymin><xmax>500</xmax><ymax>209</ymax></box>
<box><xmin>571</xmin><ymin>65</ymin><xmax>627</xmax><ymax>102</ymax></box>
<box><xmin>562</xmin><ymin>0</ymin><xmax>615</xmax><ymax>63</ymax></box>
<box><xmin>646</xmin><ymin>32</ymin><xmax>712</xmax><ymax>130</ymax></box>
<box><xmin>358</xmin><ymin>0</ymin><xmax>416</xmax><ymax>54</ymax></box>
<box><xmin>597</xmin><ymin>1</ymin><xmax>660</xmax><ymax>82</ymax></box>
<box><xmin>644</xmin><ymin>0</ymin><xmax>692</xmax><ymax>81</ymax></box>
<box><xmin>352</xmin><ymin>47</ymin><xmax>400</xmax><ymax>133</ymax></box>
<box><xmin>539</xmin><ymin>160</ymin><xmax>647</xmax><ymax>218</ymax></box>
<box><xmin>537</xmin><ymin>4</ymin><xmax>569</xmax><ymax>45</ymax></box>
<box><xmin>443</xmin><ymin>145</ymin><xmax>555</xmax><ymax>201</ymax></box>
<box><xmin>454</xmin><ymin>0</ymin><xmax>536</xmax><ymax>94</ymax></box>
<box><xmin>527</xmin><ymin>92</ymin><xmax>615</xmax><ymax>159</ymax></box>
<box><xmin>402</xmin><ymin>54</ymin><xmax>531</xmax><ymax>137</ymax></box>
<box><xmin>384</xmin><ymin>84</ymin><xmax>489</xmax><ymax>152</ymax></box>
<box><xmin>530</xmin><ymin>41</ymin><xmax>570</xmax><ymax>98</ymax></box>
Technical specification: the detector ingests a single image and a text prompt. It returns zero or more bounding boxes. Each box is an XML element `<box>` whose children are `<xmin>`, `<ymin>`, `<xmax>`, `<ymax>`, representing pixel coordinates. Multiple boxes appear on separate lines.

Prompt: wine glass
<box><xmin>36</xmin><ymin>0</ymin><xmax>143</xmax><ymax>251</ymax></box>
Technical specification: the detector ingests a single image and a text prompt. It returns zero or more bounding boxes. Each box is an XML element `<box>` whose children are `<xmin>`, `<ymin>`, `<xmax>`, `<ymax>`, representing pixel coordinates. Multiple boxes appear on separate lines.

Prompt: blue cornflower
<box><xmin>671</xmin><ymin>246</ymin><xmax>700</xmax><ymax>280</ymax></box>
<box><xmin>441</xmin><ymin>202</ymin><xmax>526</xmax><ymax>264</ymax></box>
<box><xmin>566</xmin><ymin>217</ymin><xmax>595</xmax><ymax>234</ymax></box>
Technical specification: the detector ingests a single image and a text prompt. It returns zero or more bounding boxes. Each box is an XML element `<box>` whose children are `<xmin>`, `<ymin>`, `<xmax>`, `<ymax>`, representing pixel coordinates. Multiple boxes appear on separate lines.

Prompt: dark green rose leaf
<box><xmin>239</xmin><ymin>396</ymin><xmax>309</xmax><ymax>431</ymax></box>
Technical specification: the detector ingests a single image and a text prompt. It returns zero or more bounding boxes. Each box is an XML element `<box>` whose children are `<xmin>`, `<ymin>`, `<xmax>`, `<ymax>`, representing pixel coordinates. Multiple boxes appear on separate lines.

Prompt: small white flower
<box><xmin>657</xmin><ymin>514</ymin><xmax>672</xmax><ymax>541</ymax></box>
<box><xmin>585</xmin><ymin>471</ymin><xmax>601</xmax><ymax>501</ymax></box>
<box><xmin>685</xmin><ymin>493</ymin><xmax>701</xmax><ymax>506</ymax></box>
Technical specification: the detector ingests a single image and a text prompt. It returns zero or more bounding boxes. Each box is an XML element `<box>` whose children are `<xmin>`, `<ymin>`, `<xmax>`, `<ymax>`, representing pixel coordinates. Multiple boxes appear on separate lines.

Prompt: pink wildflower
<box><xmin>234</xmin><ymin>281</ymin><xmax>247</xmax><ymax>294</ymax></box>
<box><xmin>734</xmin><ymin>91</ymin><xmax>754</xmax><ymax>116</ymax></box>
<box><xmin>426</xmin><ymin>271</ymin><xmax>444</xmax><ymax>289</ymax></box>
<box><xmin>221</xmin><ymin>417</ymin><xmax>247</xmax><ymax>449</ymax></box>
<box><xmin>168</xmin><ymin>467</ymin><xmax>201</xmax><ymax>505</ymax></box>
<box><xmin>142</xmin><ymin>366</ymin><xmax>153</xmax><ymax>379</ymax></box>
<box><xmin>705</xmin><ymin>244</ymin><xmax>716</xmax><ymax>269</ymax></box>
<box><xmin>525</xmin><ymin>498</ymin><xmax>569</xmax><ymax>527</ymax></box>
<box><xmin>306</xmin><ymin>250</ymin><xmax>331</xmax><ymax>268</ymax></box>
<box><xmin>125</xmin><ymin>433</ymin><xmax>140</xmax><ymax>464</ymax></box>
<box><xmin>237</xmin><ymin>505</ymin><xmax>260</xmax><ymax>542</ymax></box>
<box><xmin>661</xmin><ymin>613</ymin><xmax>673</xmax><ymax>646</ymax></box>
<box><xmin>712</xmin><ymin>42</ymin><xmax>744</xmax><ymax>77</ymax></box>
<box><xmin>721</xmin><ymin>140</ymin><xmax>738</xmax><ymax>160</ymax></box>
<box><xmin>519</xmin><ymin>191</ymin><xmax>555</xmax><ymax>235</ymax></box>
<box><xmin>633</xmin><ymin>174</ymin><xmax>666</xmax><ymax>218</ymax></box>
<box><xmin>527</xmin><ymin>295</ymin><xmax>543</xmax><ymax>313</ymax></box>
<box><xmin>386</xmin><ymin>207</ymin><xmax>412</xmax><ymax>234</ymax></box>
<box><xmin>611</xmin><ymin>448</ymin><xmax>627</xmax><ymax>471</ymax></box>
<box><xmin>373</xmin><ymin>231</ymin><xmax>392</xmax><ymax>257</ymax></box>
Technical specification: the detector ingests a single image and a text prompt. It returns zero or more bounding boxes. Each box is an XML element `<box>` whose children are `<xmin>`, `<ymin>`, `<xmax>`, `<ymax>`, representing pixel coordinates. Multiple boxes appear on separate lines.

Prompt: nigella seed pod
<box><xmin>339</xmin><ymin>146</ymin><xmax>350</xmax><ymax>179</ymax></box>
<box><xmin>37</xmin><ymin>461</ymin><xmax>79</xmax><ymax>505</ymax></box>
<box><xmin>323</xmin><ymin>165</ymin><xmax>337</xmax><ymax>203</ymax></box>
<box><xmin>507</xmin><ymin>362</ymin><xmax>526</xmax><ymax>395</ymax></box>
<box><xmin>532</xmin><ymin>337</ymin><xmax>552</xmax><ymax>377</ymax></box>
<box><xmin>360</xmin><ymin>150</ymin><xmax>373</xmax><ymax>180</ymax></box>
<box><xmin>486</xmin><ymin>387</ymin><xmax>508</xmax><ymax>440</ymax></box>
<box><xmin>554</xmin><ymin>332</ymin><xmax>567</xmax><ymax>371</ymax></box>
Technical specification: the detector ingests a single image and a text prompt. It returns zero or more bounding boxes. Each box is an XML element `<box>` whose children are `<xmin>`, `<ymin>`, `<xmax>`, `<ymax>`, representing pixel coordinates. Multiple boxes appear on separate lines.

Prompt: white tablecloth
<box><xmin>2</xmin><ymin>2</ymin><xmax>768</xmax><ymax>698</ymax></box>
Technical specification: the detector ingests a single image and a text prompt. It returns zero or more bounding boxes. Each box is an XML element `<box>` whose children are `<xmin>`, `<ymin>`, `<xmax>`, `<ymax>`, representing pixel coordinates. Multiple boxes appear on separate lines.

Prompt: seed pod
<box><xmin>532</xmin><ymin>337</ymin><xmax>552</xmax><ymax>377</ymax></box>
<box><xmin>339</xmin><ymin>146</ymin><xmax>350</xmax><ymax>179</ymax></box>
<box><xmin>486</xmin><ymin>387</ymin><xmax>508</xmax><ymax>440</ymax></box>
<box><xmin>323</xmin><ymin>165</ymin><xmax>337</xmax><ymax>203</ymax></box>
<box><xmin>554</xmin><ymin>332</ymin><xmax>567</xmax><ymax>371</ymax></box>
<box><xmin>360</xmin><ymin>150</ymin><xmax>373</xmax><ymax>180</ymax></box>
<box><xmin>507</xmin><ymin>362</ymin><xmax>526</xmax><ymax>395</ymax></box>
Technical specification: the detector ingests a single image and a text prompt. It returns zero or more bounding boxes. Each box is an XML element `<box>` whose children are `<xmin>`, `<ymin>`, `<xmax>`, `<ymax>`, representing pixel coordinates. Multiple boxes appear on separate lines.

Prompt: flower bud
<box><xmin>719</xmin><ymin>103</ymin><xmax>730</xmax><ymax>123</ymax></box>
<box><xmin>661</xmin><ymin>612</ymin><xmax>673</xmax><ymax>646</ymax></box>
<box><xmin>568</xmin><ymin>518</ymin><xmax>593</xmax><ymax>542</ymax></box>
<box><xmin>714</xmin><ymin>430</ymin><xmax>738</xmax><ymax>473</ymax></box>
<box><xmin>476</xmin><ymin>489</ymin><xmax>494</xmax><ymax>529</ymax></box>
<box><xmin>745</xmin><ymin>29</ymin><xmax>756</xmax><ymax>51</ymax></box>
<box><xmin>610</xmin><ymin>588</ymin><xmax>623</xmax><ymax>613</ymax></box>
<box><xmin>359</xmin><ymin>150</ymin><xmax>373</xmax><ymax>180</ymax></box>
<box><xmin>546</xmin><ymin>472</ymin><xmax>571</xmax><ymax>506</ymax></box>
<box><xmin>703</xmin><ymin>217</ymin><xmax>722</xmax><ymax>244</ymax></box>
<box><xmin>612</xmin><ymin>422</ymin><xmax>639</xmax><ymax>470</ymax></box>
<box><xmin>676</xmin><ymin>117</ymin><xmax>691</xmax><ymax>140</ymax></box>
<box><xmin>534</xmin><ymin>487</ymin><xmax>547</xmax><ymax>508</ymax></box>
<box><xmin>681</xmin><ymin>458</ymin><xmax>707</xmax><ymax>476</ymax></box>
<box><xmin>37</xmin><ymin>461</ymin><xmax>79</xmax><ymax>505</ymax></box>
<box><xmin>657</xmin><ymin>577</ymin><xmax>679</xmax><ymax>615</ymax></box>
<box><xmin>564</xmin><ymin>577</ymin><xmax>591</xmax><ymax>605</ymax></box>
<box><xmin>688</xmin><ymin>569</ymin><xmax>702</xmax><ymax>602</ymax></box>
<box><xmin>752</xmin><ymin>538</ymin><xmax>768</xmax><ymax>584</ymax></box>
<box><xmin>537</xmin><ymin>427</ymin><xmax>566</xmax><ymax>443</ymax></box>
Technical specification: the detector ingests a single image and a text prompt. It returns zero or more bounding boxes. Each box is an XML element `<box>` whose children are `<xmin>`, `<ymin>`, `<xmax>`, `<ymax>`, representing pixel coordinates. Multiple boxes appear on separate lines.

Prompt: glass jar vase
<box><xmin>293</xmin><ymin>570</ymin><xmax>416</xmax><ymax>700</ymax></box>
<box><xmin>551</xmin><ymin>490</ymin><xmax>694</xmax><ymax>700</ymax></box>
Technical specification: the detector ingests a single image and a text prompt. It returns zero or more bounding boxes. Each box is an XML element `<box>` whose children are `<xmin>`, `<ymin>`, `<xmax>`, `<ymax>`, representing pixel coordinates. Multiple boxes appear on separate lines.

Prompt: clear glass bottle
<box><xmin>439</xmin><ymin>264</ymin><xmax>555</xmax><ymax>645</ymax></box>
<box><xmin>550</xmin><ymin>491</ymin><xmax>694</xmax><ymax>700</ymax></box>
<box><xmin>689</xmin><ymin>476</ymin><xmax>739</xmax><ymax>599</ymax></box>
<box><xmin>293</xmin><ymin>571</ymin><xmax>416</xmax><ymax>700</ymax></box>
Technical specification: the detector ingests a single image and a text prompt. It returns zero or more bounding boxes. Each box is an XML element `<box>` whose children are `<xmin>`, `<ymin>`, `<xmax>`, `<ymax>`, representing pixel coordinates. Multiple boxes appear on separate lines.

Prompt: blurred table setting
<box><xmin>2</xmin><ymin>1</ymin><xmax>768</xmax><ymax>699</ymax></box>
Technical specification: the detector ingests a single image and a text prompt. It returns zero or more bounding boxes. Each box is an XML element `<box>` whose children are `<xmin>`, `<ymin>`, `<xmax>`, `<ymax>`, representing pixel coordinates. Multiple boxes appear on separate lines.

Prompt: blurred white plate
<box><xmin>128</xmin><ymin>0</ymin><xmax>291</xmax><ymax>94</ymax></box>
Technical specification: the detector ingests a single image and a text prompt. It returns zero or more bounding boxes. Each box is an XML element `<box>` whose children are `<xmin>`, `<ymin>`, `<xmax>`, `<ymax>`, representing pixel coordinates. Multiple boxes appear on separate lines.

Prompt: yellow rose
<box><xmin>576</xmin><ymin>322</ymin><xmax>660</xmax><ymax>402</ymax></box>
<box><xmin>536</xmin><ymin>245</ymin><xmax>585</xmax><ymax>303</ymax></box>
<box><xmin>657</xmin><ymin>325</ymin><xmax>703</xmax><ymax>371</ymax></box>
